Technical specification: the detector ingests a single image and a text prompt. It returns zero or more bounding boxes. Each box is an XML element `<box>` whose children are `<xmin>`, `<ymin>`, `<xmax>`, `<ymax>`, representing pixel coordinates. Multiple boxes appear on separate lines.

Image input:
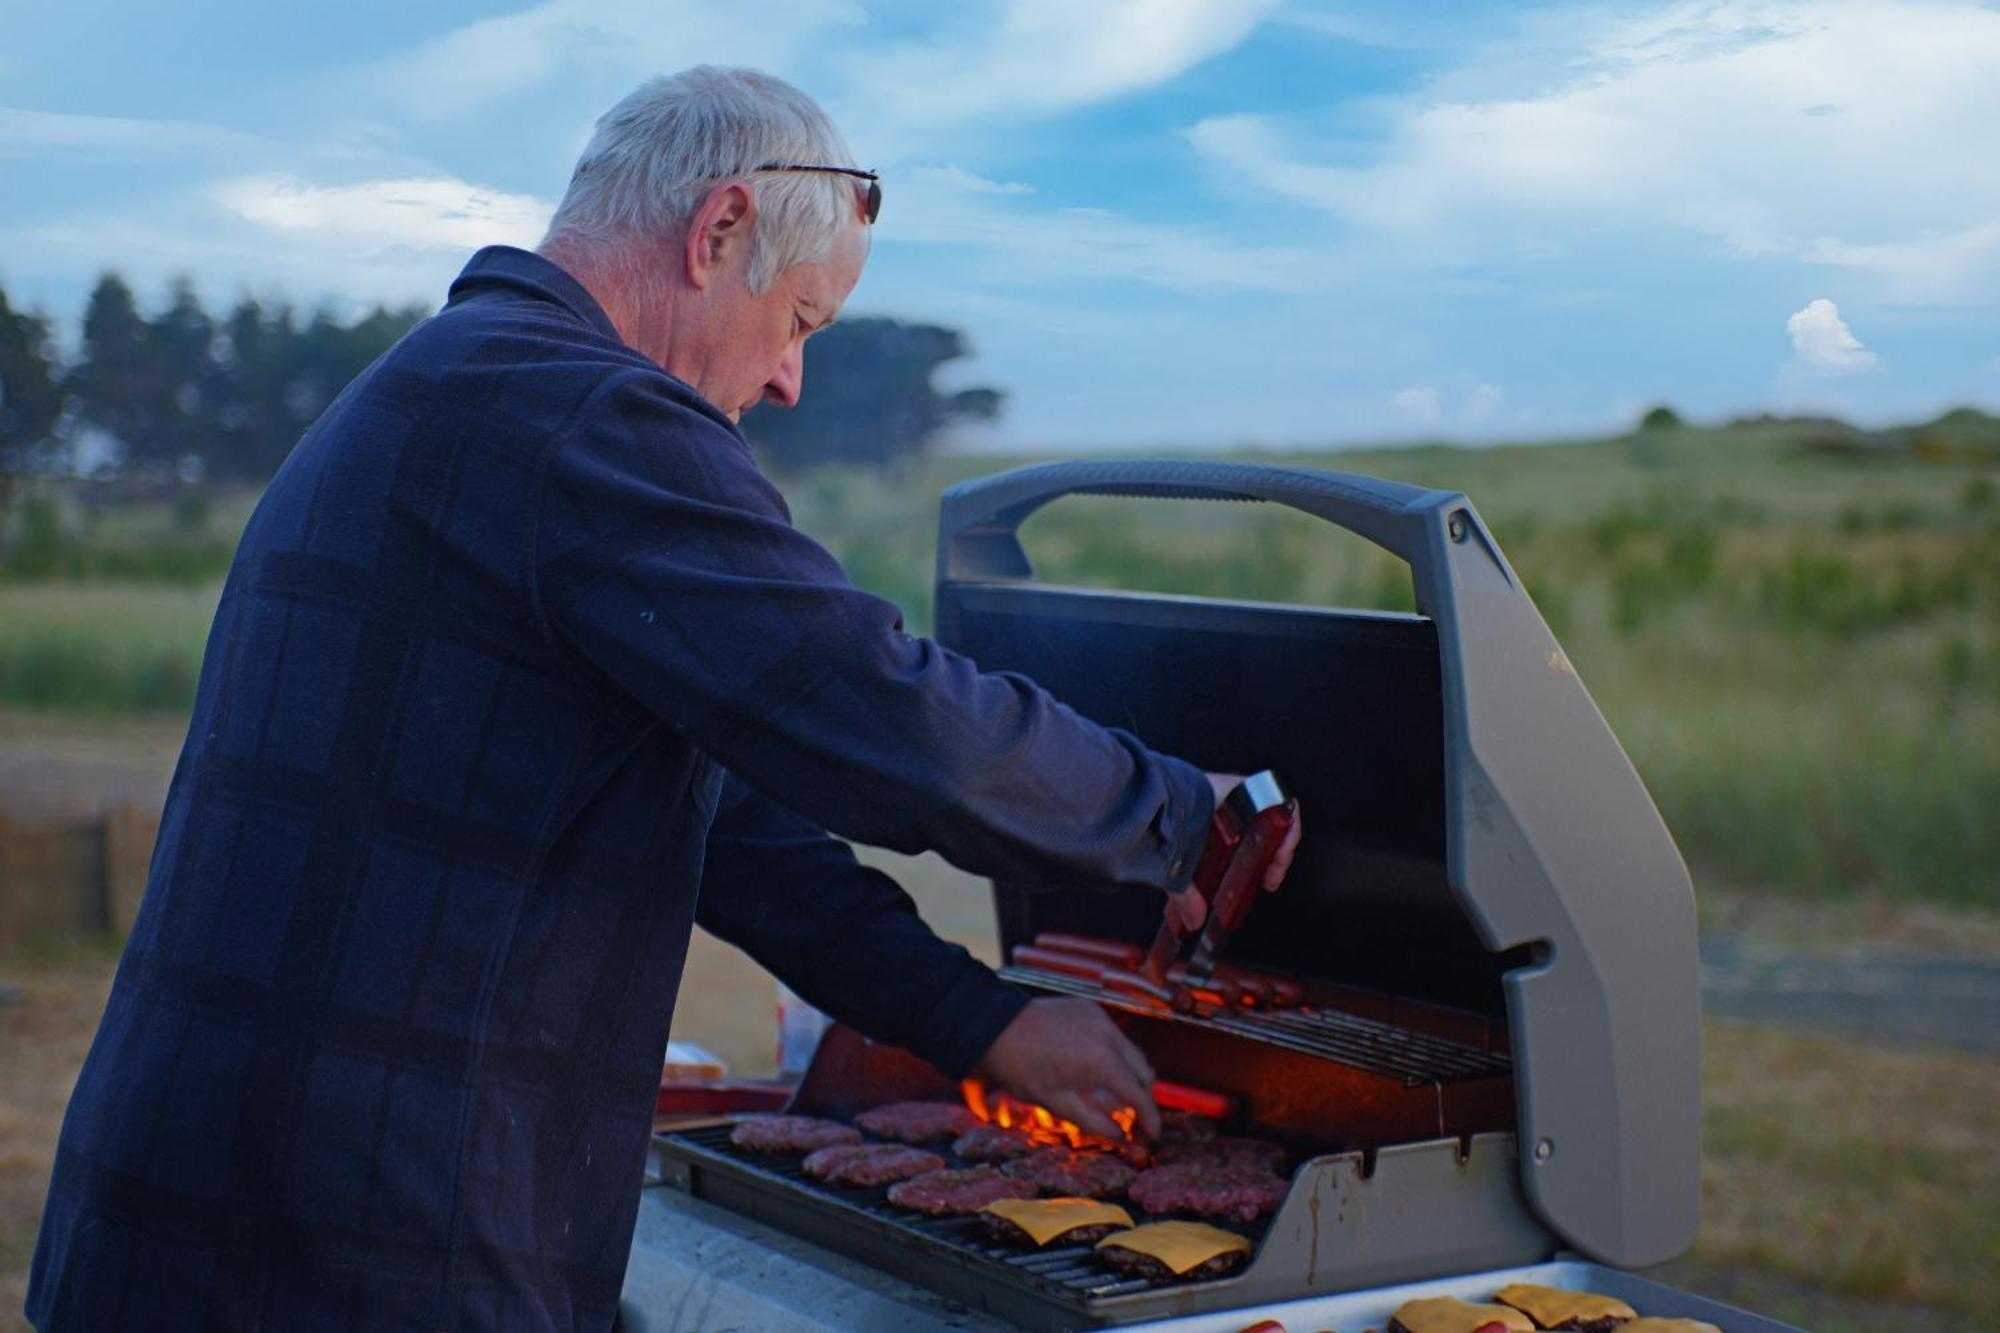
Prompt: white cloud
<box><xmin>1389</xmin><ymin>381</ymin><xmax>1506</xmax><ymax>427</ymax></box>
<box><xmin>1390</xmin><ymin>385</ymin><xmax>1442</xmax><ymax>424</ymax></box>
<box><xmin>1186</xmin><ymin>1</ymin><xmax>2000</xmax><ymax>300</ymax></box>
<box><xmin>211</xmin><ymin>175</ymin><xmax>553</xmax><ymax>252</ymax></box>
<box><xmin>907</xmin><ymin>164</ymin><xmax>1034</xmax><ymax>196</ymax></box>
<box><xmin>879</xmin><ymin>170</ymin><xmax>1310</xmax><ymax>294</ymax></box>
<box><xmin>363</xmin><ymin>0</ymin><xmax>863</xmax><ymax>121</ymax></box>
<box><xmin>1463</xmin><ymin>381</ymin><xmax>1505</xmax><ymax>423</ymax></box>
<box><xmin>1804</xmin><ymin>223</ymin><xmax>2000</xmax><ymax>304</ymax></box>
<box><xmin>1786</xmin><ymin>298</ymin><xmax>1877</xmax><ymax>374</ymax></box>
<box><xmin>847</xmin><ymin>0</ymin><xmax>1282</xmax><ymax>128</ymax></box>
<box><xmin>0</xmin><ymin>106</ymin><xmax>253</xmax><ymax>158</ymax></box>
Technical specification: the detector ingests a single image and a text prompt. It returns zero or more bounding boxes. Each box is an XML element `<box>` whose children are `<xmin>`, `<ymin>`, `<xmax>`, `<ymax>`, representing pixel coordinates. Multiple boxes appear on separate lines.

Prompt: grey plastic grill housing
<box><xmin>933</xmin><ymin>459</ymin><xmax>1701</xmax><ymax>1268</ymax></box>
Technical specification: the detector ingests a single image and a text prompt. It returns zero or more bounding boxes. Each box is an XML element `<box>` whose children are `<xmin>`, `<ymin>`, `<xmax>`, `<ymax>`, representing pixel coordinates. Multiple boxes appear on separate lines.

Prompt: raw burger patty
<box><xmin>729</xmin><ymin>1115</ymin><xmax>861</xmax><ymax>1155</ymax></box>
<box><xmin>1004</xmin><ymin>1148</ymin><xmax>1137</xmax><ymax>1197</ymax></box>
<box><xmin>855</xmin><ymin>1100</ymin><xmax>980</xmax><ymax>1145</ymax></box>
<box><xmin>803</xmin><ymin>1143</ymin><xmax>945</xmax><ymax>1187</ymax></box>
<box><xmin>1157</xmin><ymin>1110</ymin><xmax>1219</xmax><ymax>1145</ymax></box>
<box><xmin>1154</xmin><ymin>1135</ymin><xmax>1288</xmax><ymax>1173</ymax></box>
<box><xmin>953</xmin><ymin>1123</ymin><xmax>1038</xmax><ymax>1163</ymax></box>
<box><xmin>887</xmin><ymin>1166</ymin><xmax>1037</xmax><ymax>1216</ymax></box>
<box><xmin>1128</xmin><ymin>1163</ymin><xmax>1289</xmax><ymax>1223</ymax></box>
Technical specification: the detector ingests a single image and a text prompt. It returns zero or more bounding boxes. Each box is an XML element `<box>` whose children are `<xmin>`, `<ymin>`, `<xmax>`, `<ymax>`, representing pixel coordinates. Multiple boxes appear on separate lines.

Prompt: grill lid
<box><xmin>934</xmin><ymin>460</ymin><xmax>1699</xmax><ymax>1269</ymax></box>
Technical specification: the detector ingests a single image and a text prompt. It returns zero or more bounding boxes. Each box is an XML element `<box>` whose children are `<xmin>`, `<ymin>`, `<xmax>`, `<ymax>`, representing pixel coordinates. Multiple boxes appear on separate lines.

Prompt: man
<box><xmin>29</xmin><ymin>66</ymin><xmax>1297</xmax><ymax>1331</ymax></box>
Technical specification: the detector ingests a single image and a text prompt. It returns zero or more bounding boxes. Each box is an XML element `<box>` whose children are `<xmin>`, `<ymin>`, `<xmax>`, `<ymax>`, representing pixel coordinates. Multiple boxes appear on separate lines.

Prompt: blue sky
<box><xmin>3</xmin><ymin>0</ymin><xmax>1997</xmax><ymax>448</ymax></box>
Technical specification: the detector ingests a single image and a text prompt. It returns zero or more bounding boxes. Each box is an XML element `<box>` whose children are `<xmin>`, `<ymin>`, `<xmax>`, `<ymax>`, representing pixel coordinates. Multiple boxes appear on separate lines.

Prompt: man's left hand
<box><xmin>978</xmin><ymin>996</ymin><xmax>1160</xmax><ymax>1142</ymax></box>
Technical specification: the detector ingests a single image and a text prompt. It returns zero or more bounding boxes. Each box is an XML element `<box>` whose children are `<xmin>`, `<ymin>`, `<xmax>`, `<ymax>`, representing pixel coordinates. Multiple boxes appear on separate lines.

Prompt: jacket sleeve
<box><xmin>694</xmin><ymin>770</ymin><xmax>1027</xmax><ymax>1077</ymax></box>
<box><xmin>532</xmin><ymin>369</ymin><xmax>1212</xmax><ymax>893</ymax></box>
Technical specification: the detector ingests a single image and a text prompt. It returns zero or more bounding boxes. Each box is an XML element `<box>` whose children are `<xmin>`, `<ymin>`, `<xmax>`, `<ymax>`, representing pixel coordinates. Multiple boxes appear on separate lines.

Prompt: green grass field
<box><xmin>3</xmin><ymin>421</ymin><xmax>1996</xmax><ymax>907</ymax></box>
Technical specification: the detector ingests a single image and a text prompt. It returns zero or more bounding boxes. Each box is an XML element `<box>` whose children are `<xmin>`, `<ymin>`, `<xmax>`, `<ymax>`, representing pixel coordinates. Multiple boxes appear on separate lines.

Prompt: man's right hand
<box><xmin>1173</xmin><ymin>772</ymin><xmax>1303</xmax><ymax>934</ymax></box>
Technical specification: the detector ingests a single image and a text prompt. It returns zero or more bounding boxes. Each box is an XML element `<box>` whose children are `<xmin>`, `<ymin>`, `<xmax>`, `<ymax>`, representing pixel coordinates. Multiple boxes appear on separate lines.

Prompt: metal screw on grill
<box><xmin>1534</xmin><ymin>1137</ymin><xmax>1554</xmax><ymax>1162</ymax></box>
<box><xmin>1447</xmin><ymin>511</ymin><xmax>1470</xmax><ymax>543</ymax></box>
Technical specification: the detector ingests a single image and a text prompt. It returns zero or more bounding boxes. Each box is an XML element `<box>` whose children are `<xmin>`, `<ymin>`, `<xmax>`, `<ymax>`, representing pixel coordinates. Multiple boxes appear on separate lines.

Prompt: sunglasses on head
<box><xmin>755</xmin><ymin>163</ymin><xmax>882</xmax><ymax>224</ymax></box>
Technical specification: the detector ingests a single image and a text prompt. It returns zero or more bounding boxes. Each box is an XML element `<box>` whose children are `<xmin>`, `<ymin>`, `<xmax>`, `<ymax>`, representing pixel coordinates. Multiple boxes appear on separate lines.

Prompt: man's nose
<box><xmin>763</xmin><ymin>342</ymin><xmax>804</xmax><ymax>409</ymax></box>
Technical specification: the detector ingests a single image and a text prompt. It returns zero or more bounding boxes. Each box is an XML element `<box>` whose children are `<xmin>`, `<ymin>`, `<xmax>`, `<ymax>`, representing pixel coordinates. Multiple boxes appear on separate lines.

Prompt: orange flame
<box><xmin>960</xmin><ymin>1078</ymin><xmax>1137</xmax><ymax>1150</ymax></box>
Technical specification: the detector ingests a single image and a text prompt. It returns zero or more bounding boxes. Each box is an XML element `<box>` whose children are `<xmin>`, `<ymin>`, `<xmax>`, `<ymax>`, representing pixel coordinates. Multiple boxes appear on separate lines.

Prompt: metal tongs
<box><xmin>1140</xmin><ymin>771</ymin><xmax>1297</xmax><ymax>995</ymax></box>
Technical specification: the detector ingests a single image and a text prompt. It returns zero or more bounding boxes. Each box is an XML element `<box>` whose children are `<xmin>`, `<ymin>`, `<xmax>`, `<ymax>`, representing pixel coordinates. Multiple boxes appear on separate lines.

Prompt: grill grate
<box><xmin>1001</xmin><ymin>965</ymin><xmax>1512</xmax><ymax>1085</ymax></box>
<box><xmin>655</xmin><ymin>1121</ymin><xmax>1273</xmax><ymax>1327</ymax></box>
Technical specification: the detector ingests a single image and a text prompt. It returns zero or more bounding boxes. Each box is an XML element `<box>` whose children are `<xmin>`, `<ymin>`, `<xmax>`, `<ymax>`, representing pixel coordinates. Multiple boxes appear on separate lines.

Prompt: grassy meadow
<box><xmin>3</xmin><ymin>419</ymin><xmax>1997</xmax><ymax>908</ymax></box>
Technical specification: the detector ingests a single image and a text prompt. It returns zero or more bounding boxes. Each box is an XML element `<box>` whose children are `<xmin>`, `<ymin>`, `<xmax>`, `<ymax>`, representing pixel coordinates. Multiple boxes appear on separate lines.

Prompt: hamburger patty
<box><xmin>728</xmin><ymin>1114</ymin><xmax>861</xmax><ymax>1155</ymax></box>
<box><xmin>1003</xmin><ymin>1148</ymin><xmax>1138</xmax><ymax>1197</ymax></box>
<box><xmin>1157</xmin><ymin>1110</ymin><xmax>1219</xmax><ymax>1145</ymax></box>
<box><xmin>802</xmin><ymin>1143</ymin><xmax>945</xmax><ymax>1187</ymax></box>
<box><xmin>886</xmin><ymin>1166</ymin><xmax>1036</xmax><ymax>1216</ymax></box>
<box><xmin>952</xmin><ymin>1123</ymin><xmax>1038</xmax><ymax>1163</ymax></box>
<box><xmin>979</xmin><ymin>1213</ymin><xmax>1128</xmax><ymax>1248</ymax></box>
<box><xmin>1096</xmin><ymin>1241</ymin><xmax>1248</xmax><ymax>1282</ymax></box>
<box><xmin>1128</xmin><ymin>1162</ymin><xmax>1289</xmax><ymax>1222</ymax></box>
<box><xmin>854</xmin><ymin>1100</ymin><xmax>980</xmax><ymax>1145</ymax></box>
<box><xmin>1154</xmin><ymin>1135</ymin><xmax>1288</xmax><ymax>1173</ymax></box>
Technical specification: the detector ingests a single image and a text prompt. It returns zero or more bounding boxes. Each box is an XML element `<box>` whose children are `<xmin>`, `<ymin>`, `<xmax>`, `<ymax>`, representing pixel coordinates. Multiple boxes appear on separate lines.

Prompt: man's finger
<box><xmin>1099</xmin><ymin>1059</ymin><xmax>1160</xmax><ymax>1141</ymax></box>
<box><xmin>1114</xmin><ymin>1029</ymin><xmax>1156</xmax><ymax>1092</ymax></box>
<box><xmin>1264</xmin><ymin>801</ymin><xmax>1302</xmax><ymax>890</ymax></box>
<box><xmin>1168</xmin><ymin>889</ymin><xmax>1207</xmax><ymax>933</ymax></box>
<box><xmin>1049</xmin><ymin>1090</ymin><xmax>1122</xmax><ymax>1143</ymax></box>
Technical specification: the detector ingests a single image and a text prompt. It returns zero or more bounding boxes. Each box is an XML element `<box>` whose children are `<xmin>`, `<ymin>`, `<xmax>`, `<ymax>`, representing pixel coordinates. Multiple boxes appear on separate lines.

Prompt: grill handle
<box><xmin>936</xmin><ymin>458</ymin><xmax>1464</xmax><ymax>585</ymax></box>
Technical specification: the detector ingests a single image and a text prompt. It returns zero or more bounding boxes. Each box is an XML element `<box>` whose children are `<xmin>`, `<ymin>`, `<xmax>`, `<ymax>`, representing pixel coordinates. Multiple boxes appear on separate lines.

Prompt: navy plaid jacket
<box><xmin>29</xmin><ymin>247</ymin><xmax>1211</xmax><ymax>1332</ymax></box>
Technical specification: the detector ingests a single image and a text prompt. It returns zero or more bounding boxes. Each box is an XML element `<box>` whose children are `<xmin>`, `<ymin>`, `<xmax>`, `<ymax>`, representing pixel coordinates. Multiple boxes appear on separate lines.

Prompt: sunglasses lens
<box><xmin>865</xmin><ymin>180</ymin><xmax>882</xmax><ymax>224</ymax></box>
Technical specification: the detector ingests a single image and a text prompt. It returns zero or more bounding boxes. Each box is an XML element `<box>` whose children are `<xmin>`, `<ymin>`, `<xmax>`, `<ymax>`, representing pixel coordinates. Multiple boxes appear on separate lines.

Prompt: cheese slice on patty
<box><xmin>1495</xmin><ymin>1283</ymin><xmax>1638</xmax><ymax>1326</ymax></box>
<box><xmin>979</xmin><ymin>1197</ymin><xmax>1134</xmax><ymax>1246</ymax></box>
<box><xmin>1093</xmin><ymin>1221</ymin><xmax>1250</xmax><ymax>1275</ymax></box>
<box><xmin>1391</xmin><ymin>1295</ymin><xmax>1537</xmax><ymax>1333</ymax></box>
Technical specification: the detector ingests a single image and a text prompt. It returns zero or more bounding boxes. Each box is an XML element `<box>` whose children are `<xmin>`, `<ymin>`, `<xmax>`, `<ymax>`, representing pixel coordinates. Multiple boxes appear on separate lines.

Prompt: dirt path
<box><xmin>1701</xmin><ymin>936</ymin><xmax>2000</xmax><ymax>1055</ymax></box>
<box><xmin>0</xmin><ymin>710</ymin><xmax>185</xmax><ymax>824</ymax></box>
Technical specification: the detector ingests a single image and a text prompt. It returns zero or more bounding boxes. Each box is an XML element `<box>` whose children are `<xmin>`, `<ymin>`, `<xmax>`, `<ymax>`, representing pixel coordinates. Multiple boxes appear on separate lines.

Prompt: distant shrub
<box><xmin>1639</xmin><ymin>405</ymin><xmax>1683</xmax><ymax>431</ymax></box>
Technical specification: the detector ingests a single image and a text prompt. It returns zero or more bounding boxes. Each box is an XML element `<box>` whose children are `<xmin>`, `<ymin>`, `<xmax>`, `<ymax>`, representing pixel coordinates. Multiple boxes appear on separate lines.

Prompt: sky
<box><xmin>3</xmin><ymin>0</ymin><xmax>1997</xmax><ymax>450</ymax></box>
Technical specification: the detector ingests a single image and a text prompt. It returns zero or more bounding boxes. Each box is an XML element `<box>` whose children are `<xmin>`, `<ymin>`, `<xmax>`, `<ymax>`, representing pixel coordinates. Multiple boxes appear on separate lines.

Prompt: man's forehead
<box><xmin>804</xmin><ymin>223</ymin><xmax>868</xmax><ymax>308</ymax></box>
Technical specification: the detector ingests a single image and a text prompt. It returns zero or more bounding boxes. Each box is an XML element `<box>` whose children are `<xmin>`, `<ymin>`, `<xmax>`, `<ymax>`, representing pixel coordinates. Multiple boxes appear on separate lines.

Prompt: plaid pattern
<box><xmin>28</xmin><ymin>247</ymin><xmax>1211</xmax><ymax>1332</ymax></box>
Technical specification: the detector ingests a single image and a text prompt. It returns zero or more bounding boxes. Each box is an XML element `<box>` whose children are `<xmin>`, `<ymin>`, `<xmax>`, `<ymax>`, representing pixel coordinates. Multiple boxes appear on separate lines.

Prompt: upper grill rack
<box><xmin>1000</xmin><ymin>964</ymin><xmax>1513</xmax><ymax>1085</ymax></box>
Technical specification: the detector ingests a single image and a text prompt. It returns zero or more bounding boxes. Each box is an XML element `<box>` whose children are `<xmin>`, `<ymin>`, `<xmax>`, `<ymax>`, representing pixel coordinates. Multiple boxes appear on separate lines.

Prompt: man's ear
<box><xmin>684</xmin><ymin>182</ymin><xmax>756</xmax><ymax>291</ymax></box>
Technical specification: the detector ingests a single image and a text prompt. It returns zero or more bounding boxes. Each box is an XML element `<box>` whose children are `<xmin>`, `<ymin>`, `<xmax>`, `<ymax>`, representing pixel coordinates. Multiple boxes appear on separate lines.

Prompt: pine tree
<box><xmin>742</xmin><ymin>317</ymin><xmax>1005</xmax><ymax>471</ymax></box>
<box><xmin>0</xmin><ymin>281</ymin><xmax>64</xmax><ymax>538</ymax></box>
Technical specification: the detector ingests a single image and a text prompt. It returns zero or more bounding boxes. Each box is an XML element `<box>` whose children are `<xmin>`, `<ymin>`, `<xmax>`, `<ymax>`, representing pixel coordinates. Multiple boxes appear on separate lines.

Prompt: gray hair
<box><xmin>543</xmin><ymin>66</ymin><xmax>859</xmax><ymax>294</ymax></box>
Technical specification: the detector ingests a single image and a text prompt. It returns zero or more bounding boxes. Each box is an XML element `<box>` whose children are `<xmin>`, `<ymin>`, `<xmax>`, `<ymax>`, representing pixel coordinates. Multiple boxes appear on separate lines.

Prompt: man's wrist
<box><xmin>918</xmin><ymin>966</ymin><xmax>1031</xmax><ymax>1078</ymax></box>
<box><xmin>1157</xmin><ymin>756</ymin><xmax>1215</xmax><ymax>893</ymax></box>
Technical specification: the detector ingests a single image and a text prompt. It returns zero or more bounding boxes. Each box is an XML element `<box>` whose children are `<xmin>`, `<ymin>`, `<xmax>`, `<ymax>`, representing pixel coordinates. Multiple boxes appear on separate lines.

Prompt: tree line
<box><xmin>0</xmin><ymin>272</ymin><xmax>1004</xmax><ymax>515</ymax></box>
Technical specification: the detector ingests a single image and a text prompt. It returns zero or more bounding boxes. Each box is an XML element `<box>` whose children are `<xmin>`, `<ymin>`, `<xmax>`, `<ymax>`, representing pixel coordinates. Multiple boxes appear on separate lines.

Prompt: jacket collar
<box><xmin>446</xmin><ymin>245</ymin><xmax>624</xmax><ymax>343</ymax></box>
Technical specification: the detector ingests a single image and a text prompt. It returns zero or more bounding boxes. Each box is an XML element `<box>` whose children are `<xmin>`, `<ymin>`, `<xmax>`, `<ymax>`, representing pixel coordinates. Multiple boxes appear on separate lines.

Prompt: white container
<box><xmin>775</xmin><ymin>981</ymin><xmax>830</xmax><ymax>1077</ymax></box>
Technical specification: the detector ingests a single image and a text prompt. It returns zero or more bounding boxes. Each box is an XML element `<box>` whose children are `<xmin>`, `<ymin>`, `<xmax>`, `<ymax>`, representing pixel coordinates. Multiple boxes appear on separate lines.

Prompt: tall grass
<box><xmin>0</xmin><ymin>583</ymin><xmax>219</xmax><ymax>713</ymax></box>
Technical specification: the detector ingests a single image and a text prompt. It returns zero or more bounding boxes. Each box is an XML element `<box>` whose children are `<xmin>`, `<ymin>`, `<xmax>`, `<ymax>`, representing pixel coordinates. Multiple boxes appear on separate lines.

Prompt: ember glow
<box><xmin>959</xmin><ymin>1079</ymin><xmax>1137</xmax><ymax>1150</ymax></box>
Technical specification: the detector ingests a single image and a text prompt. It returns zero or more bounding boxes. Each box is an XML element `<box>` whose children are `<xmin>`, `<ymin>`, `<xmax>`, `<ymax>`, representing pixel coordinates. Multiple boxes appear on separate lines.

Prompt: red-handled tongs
<box><xmin>1140</xmin><ymin>771</ymin><xmax>1296</xmax><ymax>990</ymax></box>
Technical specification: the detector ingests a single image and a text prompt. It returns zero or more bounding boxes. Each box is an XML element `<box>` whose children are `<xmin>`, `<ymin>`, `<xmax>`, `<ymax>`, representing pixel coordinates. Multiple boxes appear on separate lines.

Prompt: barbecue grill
<box><xmin>644</xmin><ymin>460</ymin><xmax>1762</xmax><ymax>1330</ymax></box>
